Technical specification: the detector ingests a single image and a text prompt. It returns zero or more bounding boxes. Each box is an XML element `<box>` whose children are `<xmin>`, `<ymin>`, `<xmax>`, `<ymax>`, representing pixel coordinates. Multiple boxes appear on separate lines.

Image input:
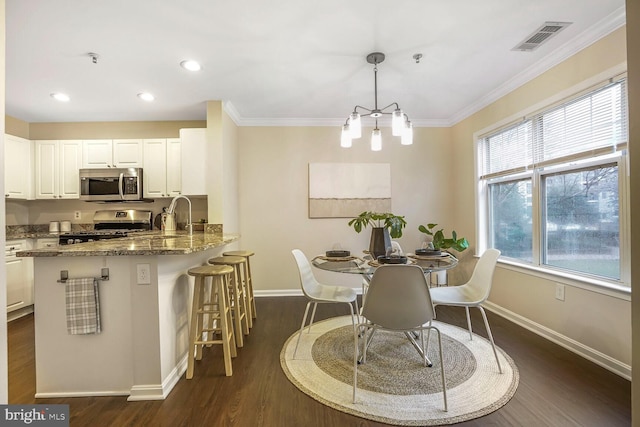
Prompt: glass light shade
<box><xmin>349</xmin><ymin>113</ymin><xmax>362</xmax><ymax>139</ymax></box>
<box><xmin>391</xmin><ymin>109</ymin><xmax>404</xmax><ymax>136</ymax></box>
<box><xmin>401</xmin><ymin>121</ymin><xmax>413</xmax><ymax>145</ymax></box>
<box><xmin>341</xmin><ymin>124</ymin><xmax>352</xmax><ymax>148</ymax></box>
<box><xmin>371</xmin><ymin>129</ymin><xmax>382</xmax><ymax>151</ymax></box>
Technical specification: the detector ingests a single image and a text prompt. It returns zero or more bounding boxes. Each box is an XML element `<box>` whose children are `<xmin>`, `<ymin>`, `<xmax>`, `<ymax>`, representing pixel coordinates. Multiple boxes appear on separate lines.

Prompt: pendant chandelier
<box><xmin>341</xmin><ymin>52</ymin><xmax>413</xmax><ymax>151</ymax></box>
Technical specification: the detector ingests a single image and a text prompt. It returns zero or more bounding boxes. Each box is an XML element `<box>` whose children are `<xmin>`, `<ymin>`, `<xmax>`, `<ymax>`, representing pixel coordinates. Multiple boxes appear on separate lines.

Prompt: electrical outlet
<box><xmin>74</xmin><ymin>211</ymin><xmax>81</xmax><ymax>220</ymax></box>
<box><xmin>136</xmin><ymin>264</ymin><xmax>151</xmax><ymax>285</ymax></box>
<box><xmin>555</xmin><ymin>283</ymin><xmax>565</xmax><ymax>301</ymax></box>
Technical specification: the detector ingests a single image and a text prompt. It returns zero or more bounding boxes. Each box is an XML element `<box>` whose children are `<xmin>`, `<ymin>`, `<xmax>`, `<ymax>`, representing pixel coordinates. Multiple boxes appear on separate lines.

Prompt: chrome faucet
<box><xmin>167</xmin><ymin>195</ymin><xmax>193</xmax><ymax>235</ymax></box>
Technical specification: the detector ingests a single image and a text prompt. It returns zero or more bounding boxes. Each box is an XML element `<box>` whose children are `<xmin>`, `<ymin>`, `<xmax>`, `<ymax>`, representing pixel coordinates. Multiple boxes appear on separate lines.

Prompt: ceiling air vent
<box><xmin>512</xmin><ymin>21</ymin><xmax>572</xmax><ymax>52</ymax></box>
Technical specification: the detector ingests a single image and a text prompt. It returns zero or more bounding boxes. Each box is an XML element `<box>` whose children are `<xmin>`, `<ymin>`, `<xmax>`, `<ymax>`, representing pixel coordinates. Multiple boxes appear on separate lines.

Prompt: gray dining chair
<box><xmin>360</xmin><ymin>240</ymin><xmax>403</xmax><ymax>305</ymax></box>
<box><xmin>429</xmin><ymin>248</ymin><xmax>502</xmax><ymax>373</ymax></box>
<box><xmin>291</xmin><ymin>249</ymin><xmax>359</xmax><ymax>359</ymax></box>
<box><xmin>353</xmin><ymin>264</ymin><xmax>447</xmax><ymax>412</ymax></box>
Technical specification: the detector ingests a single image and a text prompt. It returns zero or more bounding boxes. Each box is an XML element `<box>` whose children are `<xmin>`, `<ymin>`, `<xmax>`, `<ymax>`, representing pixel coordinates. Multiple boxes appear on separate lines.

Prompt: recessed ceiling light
<box><xmin>50</xmin><ymin>93</ymin><xmax>70</xmax><ymax>102</ymax></box>
<box><xmin>180</xmin><ymin>60</ymin><xmax>201</xmax><ymax>71</ymax></box>
<box><xmin>137</xmin><ymin>92</ymin><xmax>155</xmax><ymax>102</ymax></box>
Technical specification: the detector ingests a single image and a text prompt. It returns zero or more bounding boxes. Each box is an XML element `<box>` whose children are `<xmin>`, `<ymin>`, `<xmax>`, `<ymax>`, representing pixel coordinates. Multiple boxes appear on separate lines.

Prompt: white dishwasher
<box><xmin>6</xmin><ymin>240</ymin><xmax>33</xmax><ymax>314</ymax></box>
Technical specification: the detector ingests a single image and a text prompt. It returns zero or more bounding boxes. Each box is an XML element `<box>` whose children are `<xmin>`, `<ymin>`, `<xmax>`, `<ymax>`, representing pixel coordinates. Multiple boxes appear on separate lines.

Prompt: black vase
<box><xmin>369</xmin><ymin>227</ymin><xmax>391</xmax><ymax>259</ymax></box>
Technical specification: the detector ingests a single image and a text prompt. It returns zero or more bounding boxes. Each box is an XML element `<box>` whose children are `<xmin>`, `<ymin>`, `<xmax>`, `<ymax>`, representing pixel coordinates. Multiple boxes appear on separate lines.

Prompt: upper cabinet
<box><xmin>82</xmin><ymin>139</ymin><xmax>143</xmax><ymax>168</ymax></box>
<box><xmin>179</xmin><ymin>129</ymin><xmax>206</xmax><ymax>196</ymax></box>
<box><xmin>143</xmin><ymin>138</ymin><xmax>181</xmax><ymax>198</ymax></box>
<box><xmin>34</xmin><ymin>140</ymin><xmax>83</xmax><ymax>199</ymax></box>
<box><xmin>8</xmin><ymin>133</ymin><xmax>204</xmax><ymax>202</ymax></box>
<box><xmin>4</xmin><ymin>134</ymin><xmax>33</xmax><ymax>199</ymax></box>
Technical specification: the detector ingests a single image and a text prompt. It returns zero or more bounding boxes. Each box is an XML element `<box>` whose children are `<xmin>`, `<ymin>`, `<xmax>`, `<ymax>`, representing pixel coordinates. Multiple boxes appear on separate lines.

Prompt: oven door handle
<box><xmin>118</xmin><ymin>172</ymin><xmax>124</xmax><ymax>200</ymax></box>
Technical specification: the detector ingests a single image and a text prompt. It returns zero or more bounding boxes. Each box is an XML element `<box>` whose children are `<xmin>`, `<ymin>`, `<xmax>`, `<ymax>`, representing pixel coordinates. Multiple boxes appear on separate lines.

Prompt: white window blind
<box><xmin>479</xmin><ymin>79</ymin><xmax>627</xmax><ymax>180</ymax></box>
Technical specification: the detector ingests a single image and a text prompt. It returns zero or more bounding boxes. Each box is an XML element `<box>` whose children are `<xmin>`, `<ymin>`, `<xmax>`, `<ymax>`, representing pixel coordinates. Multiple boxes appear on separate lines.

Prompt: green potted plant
<box><xmin>418</xmin><ymin>223</ymin><xmax>469</xmax><ymax>253</ymax></box>
<box><xmin>348</xmin><ymin>211</ymin><xmax>407</xmax><ymax>259</ymax></box>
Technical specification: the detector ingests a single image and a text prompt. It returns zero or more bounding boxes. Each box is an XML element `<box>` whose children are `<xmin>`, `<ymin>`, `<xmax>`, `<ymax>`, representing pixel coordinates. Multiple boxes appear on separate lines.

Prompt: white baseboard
<box><xmin>8</xmin><ymin>305</ymin><xmax>34</xmax><ymax>322</ymax></box>
<box><xmin>255</xmin><ymin>289</ymin><xmax>303</xmax><ymax>297</ymax></box>
<box><xmin>126</xmin><ymin>385</ymin><xmax>166</xmax><ymax>401</ymax></box>
<box><xmin>127</xmin><ymin>354</ymin><xmax>188</xmax><ymax>401</ymax></box>
<box><xmin>255</xmin><ymin>289</ymin><xmax>364</xmax><ymax>298</ymax></box>
<box><xmin>484</xmin><ymin>301</ymin><xmax>631</xmax><ymax>380</ymax></box>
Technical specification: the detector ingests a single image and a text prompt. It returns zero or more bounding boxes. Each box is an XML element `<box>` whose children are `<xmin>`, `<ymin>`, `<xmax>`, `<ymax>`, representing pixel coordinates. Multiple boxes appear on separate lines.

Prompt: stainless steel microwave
<box><xmin>79</xmin><ymin>168</ymin><xmax>144</xmax><ymax>202</ymax></box>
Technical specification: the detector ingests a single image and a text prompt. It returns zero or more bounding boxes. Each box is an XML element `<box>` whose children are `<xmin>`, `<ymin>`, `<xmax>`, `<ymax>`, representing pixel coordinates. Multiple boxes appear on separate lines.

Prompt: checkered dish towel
<box><xmin>65</xmin><ymin>278</ymin><xmax>102</xmax><ymax>335</ymax></box>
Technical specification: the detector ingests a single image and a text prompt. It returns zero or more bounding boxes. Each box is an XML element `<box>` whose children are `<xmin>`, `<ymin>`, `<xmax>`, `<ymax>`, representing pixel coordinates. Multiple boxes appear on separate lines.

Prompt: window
<box><xmin>489</xmin><ymin>178</ymin><xmax>532</xmax><ymax>262</ymax></box>
<box><xmin>477</xmin><ymin>77</ymin><xmax>628</xmax><ymax>286</ymax></box>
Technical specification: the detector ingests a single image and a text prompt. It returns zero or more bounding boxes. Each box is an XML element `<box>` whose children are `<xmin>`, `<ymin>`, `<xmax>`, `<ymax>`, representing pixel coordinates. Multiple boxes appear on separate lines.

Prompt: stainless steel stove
<box><xmin>58</xmin><ymin>209</ymin><xmax>152</xmax><ymax>245</ymax></box>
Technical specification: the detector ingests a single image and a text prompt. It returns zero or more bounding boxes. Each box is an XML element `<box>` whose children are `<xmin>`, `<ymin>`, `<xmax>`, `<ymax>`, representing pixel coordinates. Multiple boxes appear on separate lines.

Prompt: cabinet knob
<box><xmin>5</xmin><ymin>194</ymin><xmax>9</xmax><ymax>197</ymax></box>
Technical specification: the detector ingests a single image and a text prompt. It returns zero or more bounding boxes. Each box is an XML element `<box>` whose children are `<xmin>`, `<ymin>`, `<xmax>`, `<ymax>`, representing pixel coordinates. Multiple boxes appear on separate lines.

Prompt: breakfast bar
<box><xmin>17</xmin><ymin>231</ymin><xmax>239</xmax><ymax>401</ymax></box>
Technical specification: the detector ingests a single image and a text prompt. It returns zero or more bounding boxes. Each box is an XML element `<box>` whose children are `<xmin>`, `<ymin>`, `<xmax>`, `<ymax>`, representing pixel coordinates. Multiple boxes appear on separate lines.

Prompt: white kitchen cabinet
<box><xmin>4</xmin><ymin>134</ymin><xmax>33</xmax><ymax>199</ymax></box>
<box><xmin>82</xmin><ymin>139</ymin><xmax>143</xmax><ymax>168</ymax></box>
<box><xmin>114</xmin><ymin>139</ymin><xmax>144</xmax><ymax>168</ymax></box>
<box><xmin>166</xmin><ymin>138</ymin><xmax>182</xmax><ymax>195</ymax></box>
<box><xmin>82</xmin><ymin>139</ymin><xmax>113</xmax><ymax>168</ymax></box>
<box><xmin>34</xmin><ymin>140</ymin><xmax>83</xmax><ymax>199</ymax></box>
<box><xmin>6</xmin><ymin>240</ymin><xmax>34</xmax><ymax>314</ymax></box>
<box><xmin>179</xmin><ymin>128</ymin><xmax>206</xmax><ymax>195</ymax></box>
<box><xmin>36</xmin><ymin>238</ymin><xmax>59</xmax><ymax>249</ymax></box>
<box><xmin>143</xmin><ymin>138</ymin><xmax>181</xmax><ymax>198</ymax></box>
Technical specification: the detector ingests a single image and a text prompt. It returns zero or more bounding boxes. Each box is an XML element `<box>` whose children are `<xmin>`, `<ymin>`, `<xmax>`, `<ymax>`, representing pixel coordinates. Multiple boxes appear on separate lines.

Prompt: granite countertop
<box><xmin>16</xmin><ymin>231</ymin><xmax>239</xmax><ymax>257</ymax></box>
<box><xmin>6</xmin><ymin>223</ymin><xmax>94</xmax><ymax>240</ymax></box>
<box><xmin>7</xmin><ymin>232</ymin><xmax>63</xmax><ymax>240</ymax></box>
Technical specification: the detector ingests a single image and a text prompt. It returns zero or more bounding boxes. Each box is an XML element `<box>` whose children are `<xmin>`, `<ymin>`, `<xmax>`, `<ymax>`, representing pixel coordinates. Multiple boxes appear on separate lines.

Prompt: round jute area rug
<box><xmin>280</xmin><ymin>316</ymin><xmax>519</xmax><ymax>426</ymax></box>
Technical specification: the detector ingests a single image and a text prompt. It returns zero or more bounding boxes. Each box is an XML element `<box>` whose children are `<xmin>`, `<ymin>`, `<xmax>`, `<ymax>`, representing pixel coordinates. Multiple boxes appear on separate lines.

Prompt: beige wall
<box><xmin>5</xmin><ymin>198</ymin><xmax>208</xmax><ymax>229</ymax></box>
<box><xmin>236</xmin><ymin>125</ymin><xmax>469</xmax><ymax>293</ymax></box>
<box><xmin>222</xmin><ymin>105</ymin><xmax>240</xmax><ymax>234</ymax></box>
<box><xmin>1</xmin><ymin>0</ymin><xmax>8</xmax><ymax>403</ymax></box>
<box><xmin>5</xmin><ymin>115</ymin><xmax>28</xmax><ymax>139</ymax></box>
<box><xmin>450</xmin><ymin>27</ymin><xmax>630</xmax><ymax>371</ymax></box>
<box><xmin>5</xmin><ymin>116</ymin><xmax>205</xmax><ymax>140</ymax></box>
<box><xmin>625</xmin><ymin>0</ymin><xmax>640</xmax><ymax>422</ymax></box>
<box><xmin>28</xmin><ymin>120</ymin><xmax>205</xmax><ymax>140</ymax></box>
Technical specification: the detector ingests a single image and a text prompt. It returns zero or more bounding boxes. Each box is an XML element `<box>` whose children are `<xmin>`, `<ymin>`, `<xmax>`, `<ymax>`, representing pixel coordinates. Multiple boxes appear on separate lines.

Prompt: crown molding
<box><xmin>237</xmin><ymin>117</ymin><xmax>345</xmax><ymax>127</ymax></box>
<box><xmin>411</xmin><ymin>118</ymin><xmax>452</xmax><ymax>128</ymax></box>
<box><xmin>448</xmin><ymin>6</ymin><xmax>626</xmax><ymax>126</ymax></box>
<box><xmin>236</xmin><ymin>117</ymin><xmax>452</xmax><ymax>127</ymax></box>
<box><xmin>223</xmin><ymin>101</ymin><xmax>241</xmax><ymax>126</ymax></box>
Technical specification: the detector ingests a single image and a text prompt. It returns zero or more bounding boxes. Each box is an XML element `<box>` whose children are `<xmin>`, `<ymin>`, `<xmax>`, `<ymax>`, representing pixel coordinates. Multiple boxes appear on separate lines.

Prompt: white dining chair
<box><xmin>353</xmin><ymin>264</ymin><xmax>447</xmax><ymax>411</ymax></box>
<box><xmin>429</xmin><ymin>248</ymin><xmax>502</xmax><ymax>373</ymax></box>
<box><xmin>291</xmin><ymin>249</ymin><xmax>359</xmax><ymax>359</ymax></box>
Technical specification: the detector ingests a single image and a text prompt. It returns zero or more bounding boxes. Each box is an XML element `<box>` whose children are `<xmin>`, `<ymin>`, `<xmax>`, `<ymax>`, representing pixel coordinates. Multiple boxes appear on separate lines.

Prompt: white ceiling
<box><xmin>5</xmin><ymin>0</ymin><xmax>626</xmax><ymax>127</ymax></box>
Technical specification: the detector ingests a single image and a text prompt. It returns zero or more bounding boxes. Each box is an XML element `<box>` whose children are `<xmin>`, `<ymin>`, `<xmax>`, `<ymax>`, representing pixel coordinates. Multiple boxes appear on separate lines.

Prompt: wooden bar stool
<box><xmin>186</xmin><ymin>264</ymin><xmax>236</xmax><ymax>379</ymax></box>
<box><xmin>222</xmin><ymin>250</ymin><xmax>257</xmax><ymax>324</ymax></box>
<box><xmin>208</xmin><ymin>256</ymin><xmax>250</xmax><ymax>347</ymax></box>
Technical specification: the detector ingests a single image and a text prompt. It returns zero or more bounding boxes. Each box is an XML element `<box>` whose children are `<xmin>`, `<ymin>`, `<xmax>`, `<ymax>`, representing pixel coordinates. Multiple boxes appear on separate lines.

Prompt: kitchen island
<box><xmin>17</xmin><ymin>231</ymin><xmax>239</xmax><ymax>401</ymax></box>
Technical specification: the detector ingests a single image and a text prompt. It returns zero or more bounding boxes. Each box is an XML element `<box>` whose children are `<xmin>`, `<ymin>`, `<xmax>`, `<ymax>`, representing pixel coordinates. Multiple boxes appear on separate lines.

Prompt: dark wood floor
<box><xmin>8</xmin><ymin>297</ymin><xmax>631</xmax><ymax>426</ymax></box>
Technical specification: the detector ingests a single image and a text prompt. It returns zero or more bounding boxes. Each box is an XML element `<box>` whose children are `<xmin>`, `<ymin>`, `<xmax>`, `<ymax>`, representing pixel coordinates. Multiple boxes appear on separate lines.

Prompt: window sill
<box><xmin>495</xmin><ymin>258</ymin><xmax>630</xmax><ymax>301</ymax></box>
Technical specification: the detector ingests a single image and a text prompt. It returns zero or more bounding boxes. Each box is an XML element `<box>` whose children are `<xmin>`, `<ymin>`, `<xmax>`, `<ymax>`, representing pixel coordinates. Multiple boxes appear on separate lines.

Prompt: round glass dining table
<box><xmin>312</xmin><ymin>252</ymin><xmax>458</xmax><ymax>364</ymax></box>
<box><xmin>311</xmin><ymin>253</ymin><xmax>458</xmax><ymax>277</ymax></box>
